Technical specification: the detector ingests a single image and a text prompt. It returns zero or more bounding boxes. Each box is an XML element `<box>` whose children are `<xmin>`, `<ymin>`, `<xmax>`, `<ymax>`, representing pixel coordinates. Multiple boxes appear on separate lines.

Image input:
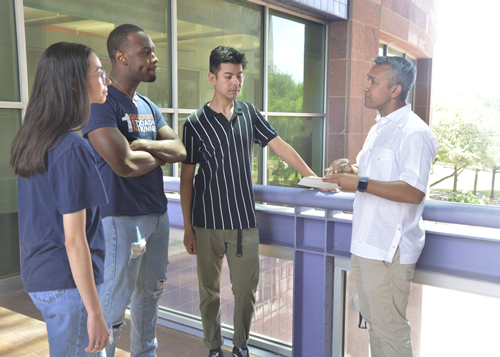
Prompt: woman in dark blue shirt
<box><xmin>10</xmin><ymin>42</ymin><xmax>112</xmax><ymax>356</ymax></box>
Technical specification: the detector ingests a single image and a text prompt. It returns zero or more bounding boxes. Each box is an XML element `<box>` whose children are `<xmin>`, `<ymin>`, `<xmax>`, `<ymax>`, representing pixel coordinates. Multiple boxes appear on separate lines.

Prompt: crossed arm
<box><xmin>87</xmin><ymin>125</ymin><xmax>186</xmax><ymax>177</ymax></box>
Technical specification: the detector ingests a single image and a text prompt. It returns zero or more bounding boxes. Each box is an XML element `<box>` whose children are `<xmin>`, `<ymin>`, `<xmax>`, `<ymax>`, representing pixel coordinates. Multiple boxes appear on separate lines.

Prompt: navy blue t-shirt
<box><xmin>17</xmin><ymin>132</ymin><xmax>108</xmax><ymax>293</ymax></box>
<box><xmin>82</xmin><ymin>86</ymin><xmax>168</xmax><ymax>217</ymax></box>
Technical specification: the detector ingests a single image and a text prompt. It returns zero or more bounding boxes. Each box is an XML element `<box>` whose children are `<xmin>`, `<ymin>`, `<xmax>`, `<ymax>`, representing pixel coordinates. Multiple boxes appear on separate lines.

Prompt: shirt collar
<box><xmin>204</xmin><ymin>100</ymin><xmax>242</xmax><ymax>118</ymax></box>
<box><xmin>375</xmin><ymin>103</ymin><xmax>412</xmax><ymax>124</ymax></box>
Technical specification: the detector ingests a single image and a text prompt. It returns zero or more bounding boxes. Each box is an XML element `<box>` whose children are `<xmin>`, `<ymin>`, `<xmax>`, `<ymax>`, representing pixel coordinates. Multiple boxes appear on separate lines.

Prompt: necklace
<box><xmin>109</xmin><ymin>76</ymin><xmax>136</xmax><ymax>105</ymax></box>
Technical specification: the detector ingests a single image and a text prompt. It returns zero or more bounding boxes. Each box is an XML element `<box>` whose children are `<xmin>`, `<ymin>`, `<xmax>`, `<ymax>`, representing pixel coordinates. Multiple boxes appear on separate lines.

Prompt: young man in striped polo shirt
<box><xmin>180</xmin><ymin>45</ymin><xmax>317</xmax><ymax>357</ymax></box>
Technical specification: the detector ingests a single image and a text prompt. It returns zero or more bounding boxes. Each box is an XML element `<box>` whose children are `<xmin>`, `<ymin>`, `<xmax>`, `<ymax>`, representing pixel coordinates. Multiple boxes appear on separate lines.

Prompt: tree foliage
<box><xmin>431</xmin><ymin>93</ymin><xmax>500</xmax><ymax>188</ymax></box>
<box><xmin>268</xmin><ymin>67</ymin><xmax>304</xmax><ymax>113</ymax></box>
<box><xmin>267</xmin><ymin>67</ymin><xmax>308</xmax><ymax>187</ymax></box>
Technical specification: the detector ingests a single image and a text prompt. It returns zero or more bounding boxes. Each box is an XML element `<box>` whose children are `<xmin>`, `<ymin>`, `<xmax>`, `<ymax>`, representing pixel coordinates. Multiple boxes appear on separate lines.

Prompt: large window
<box><xmin>0</xmin><ymin>109</ymin><xmax>22</xmax><ymax>279</ymax></box>
<box><xmin>267</xmin><ymin>11</ymin><xmax>326</xmax><ymax>186</ymax></box>
<box><xmin>23</xmin><ymin>0</ymin><xmax>171</xmax><ymax>105</ymax></box>
<box><xmin>0</xmin><ymin>0</ymin><xmax>20</xmax><ymax>102</ymax></box>
<box><xmin>0</xmin><ymin>0</ymin><xmax>21</xmax><ymax>279</ymax></box>
<box><xmin>177</xmin><ymin>0</ymin><xmax>263</xmax><ymax>110</ymax></box>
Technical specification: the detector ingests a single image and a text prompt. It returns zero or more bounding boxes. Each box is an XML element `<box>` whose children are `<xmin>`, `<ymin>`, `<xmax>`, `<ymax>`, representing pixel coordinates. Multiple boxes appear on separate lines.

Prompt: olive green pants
<box><xmin>193</xmin><ymin>227</ymin><xmax>259</xmax><ymax>350</ymax></box>
<box><xmin>351</xmin><ymin>247</ymin><xmax>416</xmax><ymax>357</ymax></box>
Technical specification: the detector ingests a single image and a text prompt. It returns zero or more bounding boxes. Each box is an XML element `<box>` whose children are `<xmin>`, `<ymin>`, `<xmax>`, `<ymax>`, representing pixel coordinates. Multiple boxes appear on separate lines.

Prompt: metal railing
<box><xmin>163</xmin><ymin>177</ymin><xmax>500</xmax><ymax>356</ymax></box>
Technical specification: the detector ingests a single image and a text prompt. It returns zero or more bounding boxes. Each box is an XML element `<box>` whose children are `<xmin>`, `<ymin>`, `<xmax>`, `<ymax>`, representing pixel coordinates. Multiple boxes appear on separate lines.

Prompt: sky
<box><xmin>433</xmin><ymin>0</ymin><xmax>500</xmax><ymax>96</ymax></box>
<box><xmin>270</xmin><ymin>16</ymin><xmax>305</xmax><ymax>83</ymax></box>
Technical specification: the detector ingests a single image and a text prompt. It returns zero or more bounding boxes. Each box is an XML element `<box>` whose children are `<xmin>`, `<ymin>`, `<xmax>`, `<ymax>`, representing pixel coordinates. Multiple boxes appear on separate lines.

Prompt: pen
<box><xmin>324</xmin><ymin>162</ymin><xmax>350</xmax><ymax>172</ymax></box>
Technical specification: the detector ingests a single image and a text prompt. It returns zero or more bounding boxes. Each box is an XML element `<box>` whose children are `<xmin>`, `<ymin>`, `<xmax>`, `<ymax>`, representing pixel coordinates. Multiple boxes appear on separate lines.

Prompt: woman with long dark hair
<box><xmin>11</xmin><ymin>42</ymin><xmax>111</xmax><ymax>356</ymax></box>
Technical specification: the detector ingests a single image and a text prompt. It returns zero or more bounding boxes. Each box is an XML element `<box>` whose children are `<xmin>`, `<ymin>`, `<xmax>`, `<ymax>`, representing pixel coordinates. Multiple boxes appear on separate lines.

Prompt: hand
<box><xmin>130</xmin><ymin>140</ymin><xmax>166</xmax><ymax>166</ymax></box>
<box><xmin>85</xmin><ymin>313</ymin><xmax>110</xmax><ymax>353</ymax></box>
<box><xmin>129</xmin><ymin>139</ymin><xmax>147</xmax><ymax>151</ymax></box>
<box><xmin>325</xmin><ymin>158</ymin><xmax>355</xmax><ymax>174</ymax></box>
<box><xmin>184</xmin><ymin>229</ymin><xmax>197</xmax><ymax>255</ymax></box>
<box><xmin>322</xmin><ymin>173</ymin><xmax>361</xmax><ymax>193</ymax></box>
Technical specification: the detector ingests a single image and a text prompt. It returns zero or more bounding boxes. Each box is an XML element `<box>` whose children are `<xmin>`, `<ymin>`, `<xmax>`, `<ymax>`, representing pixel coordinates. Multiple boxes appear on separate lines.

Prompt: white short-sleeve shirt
<box><xmin>351</xmin><ymin>104</ymin><xmax>439</xmax><ymax>264</ymax></box>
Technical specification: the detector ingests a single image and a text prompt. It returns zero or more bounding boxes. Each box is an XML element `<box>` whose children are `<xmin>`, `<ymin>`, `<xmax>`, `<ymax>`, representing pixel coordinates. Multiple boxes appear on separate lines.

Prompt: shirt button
<box><xmin>398</xmin><ymin>228</ymin><xmax>401</xmax><ymax>231</ymax></box>
<box><xmin>392</xmin><ymin>246</ymin><xmax>395</xmax><ymax>248</ymax></box>
<box><xmin>378</xmin><ymin>158</ymin><xmax>380</xmax><ymax>160</ymax></box>
<box><xmin>359</xmin><ymin>241</ymin><xmax>362</xmax><ymax>243</ymax></box>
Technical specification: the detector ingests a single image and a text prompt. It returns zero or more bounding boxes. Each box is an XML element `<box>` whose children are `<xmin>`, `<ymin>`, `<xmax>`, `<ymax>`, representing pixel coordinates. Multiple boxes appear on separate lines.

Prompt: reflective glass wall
<box><xmin>267</xmin><ymin>11</ymin><xmax>325</xmax><ymax>186</ymax></box>
<box><xmin>0</xmin><ymin>0</ymin><xmax>21</xmax><ymax>279</ymax></box>
<box><xmin>21</xmin><ymin>0</ymin><xmax>326</xmax><ymax>187</ymax></box>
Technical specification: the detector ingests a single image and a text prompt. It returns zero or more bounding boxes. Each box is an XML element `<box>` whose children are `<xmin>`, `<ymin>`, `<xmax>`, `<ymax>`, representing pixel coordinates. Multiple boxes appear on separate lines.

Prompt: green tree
<box><xmin>267</xmin><ymin>67</ymin><xmax>307</xmax><ymax>187</ymax></box>
<box><xmin>431</xmin><ymin>94</ymin><xmax>500</xmax><ymax>191</ymax></box>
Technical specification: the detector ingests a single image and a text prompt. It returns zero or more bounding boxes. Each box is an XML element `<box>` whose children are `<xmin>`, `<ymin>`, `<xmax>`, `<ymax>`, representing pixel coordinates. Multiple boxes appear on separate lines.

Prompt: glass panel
<box><xmin>268</xmin><ymin>11</ymin><xmax>325</xmax><ymax>113</ymax></box>
<box><xmin>0</xmin><ymin>109</ymin><xmax>22</xmax><ymax>278</ymax></box>
<box><xmin>159</xmin><ymin>228</ymin><xmax>293</xmax><ymax>344</ymax></box>
<box><xmin>267</xmin><ymin>116</ymin><xmax>323</xmax><ymax>187</ymax></box>
<box><xmin>378</xmin><ymin>43</ymin><xmax>386</xmax><ymax>56</ymax></box>
<box><xmin>161</xmin><ymin>113</ymin><xmax>173</xmax><ymax>177</ymax></box>
<box><xmin>407</xmin><ymin>57</ymin><xmax>416</xmax><ymax>107</ymax></box>
<box><xmin>344</xmin><ymin>271</ymin><xmax>500</xmax><ymax>356</ymax></box>
<box><xmin>253</xmin><ymin>144</ymin><xmax>262</xmax><ymax>185</ymax></box>
<box><xmin>0</xmin><ymin>0</ymin><xmax>20</xmax><ymax>102</ymax></box>
<box><xmin>177</xmin><ymin>0</ymin><xmax>263</xmax><ymax>110</ymax></box>
<box><xmin>388</xmin><ymin>46</ymin><xmax>404</xmax><ymax>57</ymax></box>
<box><xmin>23</xmin><ymin>0</ymin><xmax>171</xmax><ymax>107</ymax></box>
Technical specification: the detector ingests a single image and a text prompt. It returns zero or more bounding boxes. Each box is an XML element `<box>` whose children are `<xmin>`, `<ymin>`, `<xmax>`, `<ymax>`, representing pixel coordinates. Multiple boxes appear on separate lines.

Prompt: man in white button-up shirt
<box><xmin>324</xmin><ymin>56</ymin><xmax>439</xmax><ymax>357</ymax></box>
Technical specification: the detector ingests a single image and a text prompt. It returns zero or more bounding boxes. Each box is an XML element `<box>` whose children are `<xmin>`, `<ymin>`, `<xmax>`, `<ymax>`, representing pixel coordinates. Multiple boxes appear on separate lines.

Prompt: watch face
<box><xmin>358</xmin><ymin>178</ymin><xmax>368</xmax><ymax>192</ymax></box>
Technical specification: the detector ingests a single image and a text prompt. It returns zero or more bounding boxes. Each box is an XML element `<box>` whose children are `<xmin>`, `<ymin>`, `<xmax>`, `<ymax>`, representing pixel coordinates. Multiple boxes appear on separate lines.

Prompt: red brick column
<box><xmin>327</xmin><ymin>0</ymin><xmax>380</xmax><ymax>165</ymax></box>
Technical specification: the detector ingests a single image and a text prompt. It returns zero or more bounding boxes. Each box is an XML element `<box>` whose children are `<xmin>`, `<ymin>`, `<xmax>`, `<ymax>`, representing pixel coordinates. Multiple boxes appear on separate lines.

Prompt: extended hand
<box><xmin>322</xmin><ymin>173</ymin><xmax>360</xmax><ymax>193</ymax></box>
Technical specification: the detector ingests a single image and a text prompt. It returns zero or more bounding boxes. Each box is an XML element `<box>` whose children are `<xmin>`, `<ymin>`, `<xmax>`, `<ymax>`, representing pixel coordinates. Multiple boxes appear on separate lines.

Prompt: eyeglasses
<box><xmin>87</xmin><ymin>69</ymin><xmax>107</xmax><ymax>82</ymax></box>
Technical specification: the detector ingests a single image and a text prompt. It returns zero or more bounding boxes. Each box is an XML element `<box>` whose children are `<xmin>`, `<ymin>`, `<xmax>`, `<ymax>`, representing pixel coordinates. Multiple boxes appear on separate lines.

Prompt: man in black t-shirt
<box><xmin>83</xmin><ymin>24</ymin><xmax>186</xmax><ymax>357</ymax></box>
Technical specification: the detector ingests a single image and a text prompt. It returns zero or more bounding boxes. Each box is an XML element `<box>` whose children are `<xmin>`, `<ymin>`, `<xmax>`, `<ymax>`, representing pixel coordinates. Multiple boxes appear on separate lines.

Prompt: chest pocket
<box><xmin>371</xmin><ymin>147</ymin><xmax>395</xmax><ymax>181</ymax></box>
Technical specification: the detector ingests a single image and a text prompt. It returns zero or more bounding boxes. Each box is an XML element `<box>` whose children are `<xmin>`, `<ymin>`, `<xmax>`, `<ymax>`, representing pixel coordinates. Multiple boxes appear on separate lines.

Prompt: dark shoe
<box><xmin>232</xmin><ymin>346</ymin><xmax>249</xmax><ymax>357</ymax></box>
<box><xmin>209</xmin><ymin>347</ymin><xmax>224</xmax><ymax>357</ymax></box>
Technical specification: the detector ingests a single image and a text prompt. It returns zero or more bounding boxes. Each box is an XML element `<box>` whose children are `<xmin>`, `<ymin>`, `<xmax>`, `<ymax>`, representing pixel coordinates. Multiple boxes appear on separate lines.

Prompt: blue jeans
<box><xmin>29</xmin><ymin>287</ymin><xmax>104</xmax><ymax>357</ymax></box>
<box><xmin>100</xmin><ymin>212</ymin><xmax>170</xmax><ymax>357</ymax></box>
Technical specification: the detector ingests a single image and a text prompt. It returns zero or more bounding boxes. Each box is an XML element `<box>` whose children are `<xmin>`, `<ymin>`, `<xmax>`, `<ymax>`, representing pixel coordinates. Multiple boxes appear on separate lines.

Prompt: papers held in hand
<box><xmin>298</xmin><ymin>176</ymin><xmax>339</xmax><ymax>189</ymax></box>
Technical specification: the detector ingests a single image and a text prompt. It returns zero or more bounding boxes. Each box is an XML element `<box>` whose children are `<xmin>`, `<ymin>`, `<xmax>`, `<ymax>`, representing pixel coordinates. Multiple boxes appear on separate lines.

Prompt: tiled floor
<box><xmin>0</xmin><ymin>281</ymin><xmax>240</xmax><ymax>357</ymax></box>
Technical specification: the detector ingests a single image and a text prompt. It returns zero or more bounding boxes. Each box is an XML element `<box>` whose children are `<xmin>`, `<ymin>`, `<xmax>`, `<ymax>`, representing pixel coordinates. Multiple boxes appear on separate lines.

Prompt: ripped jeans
<box><xmin>100</xmin><ymin>212</ymin><xmax>169</xmax><ymax>357</ymax></box>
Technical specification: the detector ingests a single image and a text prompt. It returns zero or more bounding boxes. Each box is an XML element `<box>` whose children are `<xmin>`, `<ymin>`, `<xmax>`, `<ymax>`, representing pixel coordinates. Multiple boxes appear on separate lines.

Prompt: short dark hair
<box><xmin>11</xmin><ymin>42</ymin><xmax>93</xmax><ymax>178</ymax></box>
<box><xmin>107</xmin><ymin>24</ymin><xmax>144</xmax><ymax>62</ymax></box>
<box><xmin>209</xmin><ymin>45</ymin><xmax>248</xmax><ymax>76</ymax></box>
<box><xmin>374</xmin><ymin>56</ymin><xmax>416</xmax><ymax>102</ymax></box>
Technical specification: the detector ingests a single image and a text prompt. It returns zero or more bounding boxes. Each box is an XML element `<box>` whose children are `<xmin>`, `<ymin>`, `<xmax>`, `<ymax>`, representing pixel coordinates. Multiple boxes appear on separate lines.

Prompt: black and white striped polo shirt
<box><xmin>183</xmin><ymin>100</ymin><xmax>278</xmax><ymax>230</ymax></box>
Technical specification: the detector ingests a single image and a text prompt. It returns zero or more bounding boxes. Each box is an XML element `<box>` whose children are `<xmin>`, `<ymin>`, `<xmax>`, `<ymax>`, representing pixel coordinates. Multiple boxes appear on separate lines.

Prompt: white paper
<box><xmin>298</xmin><ymin>176</ymin><xmax>339</xmax><ymax>189</ymax></box>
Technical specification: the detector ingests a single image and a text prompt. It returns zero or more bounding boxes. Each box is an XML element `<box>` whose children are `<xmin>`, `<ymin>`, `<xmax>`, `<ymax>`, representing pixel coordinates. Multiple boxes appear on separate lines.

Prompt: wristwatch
<box><xmin>357</xmin><ymin>177</ymin><xmax>368</xmax><ymax>193</ymax></box>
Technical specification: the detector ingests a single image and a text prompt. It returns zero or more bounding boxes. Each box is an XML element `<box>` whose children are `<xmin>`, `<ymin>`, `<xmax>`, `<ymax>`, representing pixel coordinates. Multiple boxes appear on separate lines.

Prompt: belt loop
<box><xmin>236</xmin><ymin>229</ymin><xmax>243</xmax><ymax>257</ymax></box>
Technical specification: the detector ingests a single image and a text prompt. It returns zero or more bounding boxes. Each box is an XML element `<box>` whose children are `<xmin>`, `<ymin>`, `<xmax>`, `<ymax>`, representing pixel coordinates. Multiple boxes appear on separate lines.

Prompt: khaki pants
<box><xmin>193</xmin><ymin>227</ymin><xmax>259</xmax><ymax>350</ymax></box>
<box><xmin>351</xmin><ymin>248</ymin><xmax>416</xmax><ymax>357</ymax></box>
